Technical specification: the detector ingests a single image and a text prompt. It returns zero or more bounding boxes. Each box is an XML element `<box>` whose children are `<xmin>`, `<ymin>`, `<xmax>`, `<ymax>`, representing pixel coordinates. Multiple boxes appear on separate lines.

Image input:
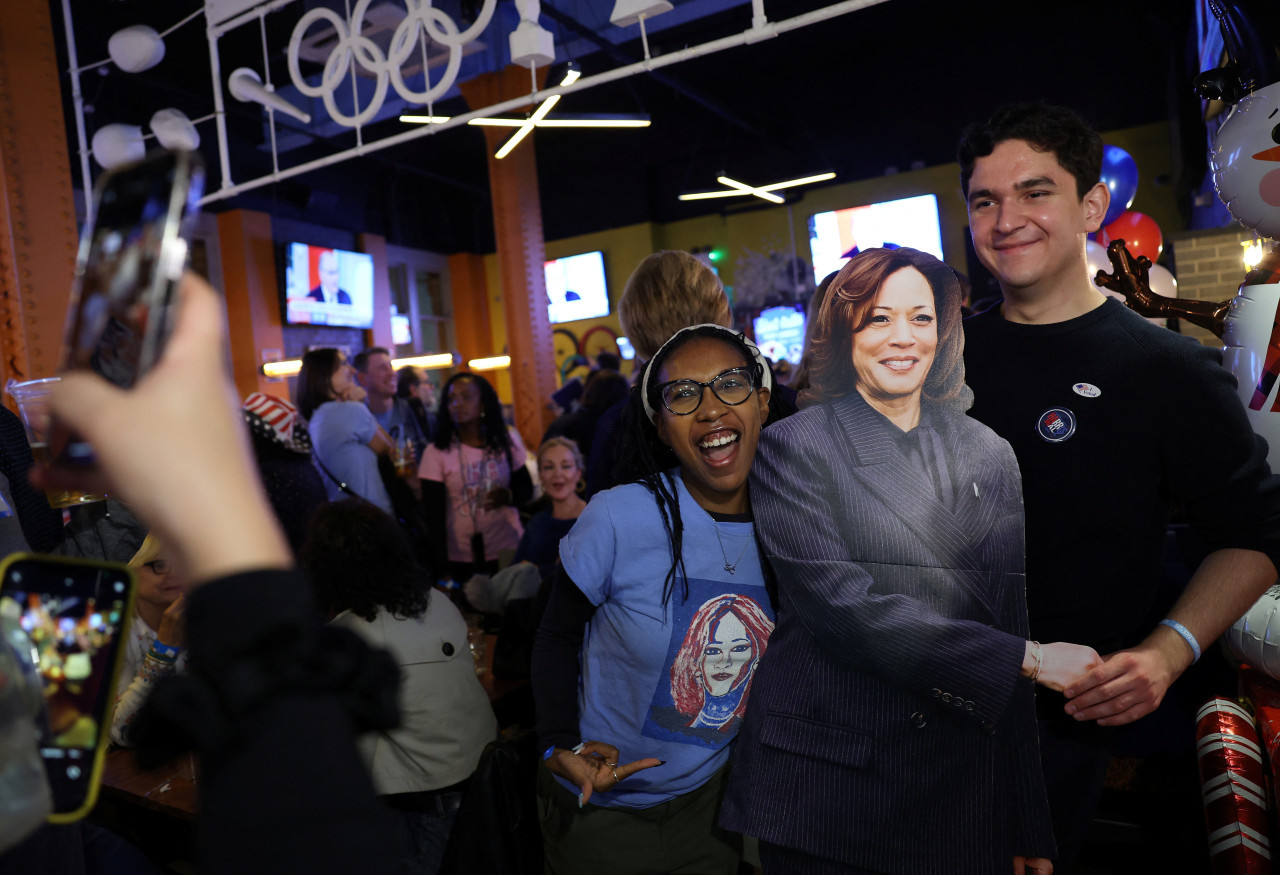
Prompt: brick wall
<box><xmin>1169</xmin><ymin>227</ymin><xmax>1257</xmax><ymax>346</ymax></box>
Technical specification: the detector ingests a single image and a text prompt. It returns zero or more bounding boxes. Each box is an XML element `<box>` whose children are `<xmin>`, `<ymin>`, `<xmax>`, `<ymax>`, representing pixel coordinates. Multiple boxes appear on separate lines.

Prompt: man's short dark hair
<box><xmin>596</xmin><ymin>351</ymin><xmax>621</xmax><ymax>371</ymax></box>
<box><xmin>351</xmin><ymin>346</ymin><xmax>390</xmax><ymax>374</ymax></box>
<box><xmin>957</xmin><ymin>103</ymin><xmax>1103</xmax><ymax>201</ymax></box>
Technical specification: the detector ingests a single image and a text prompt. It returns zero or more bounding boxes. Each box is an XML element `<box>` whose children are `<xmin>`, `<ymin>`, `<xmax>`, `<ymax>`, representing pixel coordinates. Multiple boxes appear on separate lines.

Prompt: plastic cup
<box><xmin>5</xmin><ymin>378</ymin><xmax>106</xmax><ymax>509</ymax></box>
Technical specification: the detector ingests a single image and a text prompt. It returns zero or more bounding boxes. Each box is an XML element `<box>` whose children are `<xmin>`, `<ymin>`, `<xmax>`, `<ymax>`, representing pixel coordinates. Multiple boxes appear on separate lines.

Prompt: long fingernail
<box><xmin>577</xmin><ymin>793</ymin><xmax>584</xmax><ymax>808</ymax></box>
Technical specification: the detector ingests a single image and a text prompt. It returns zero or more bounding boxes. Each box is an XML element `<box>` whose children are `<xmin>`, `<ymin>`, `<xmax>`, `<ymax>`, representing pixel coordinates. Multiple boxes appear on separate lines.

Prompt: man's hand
<box><xmin>1062</xmin><ymin>631</ymin><xmax>1189</xmax><ymax>726</ymax></box>
<box><xmin>1013</xmin><ymin>855</ymin><xmax>1053</xmax><ymax>874</ymax></box>
<box><xmin>544</xmin><ymin>740</ymin><xmax>660</xmax><ymax>807</ymax></box>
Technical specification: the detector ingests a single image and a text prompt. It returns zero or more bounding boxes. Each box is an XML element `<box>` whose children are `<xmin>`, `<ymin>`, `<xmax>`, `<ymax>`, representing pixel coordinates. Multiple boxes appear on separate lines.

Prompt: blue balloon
<box><xmin>1100</xmin><ymin>145</ymin><xmax>1139</xmax><ymax>226</ymax></box>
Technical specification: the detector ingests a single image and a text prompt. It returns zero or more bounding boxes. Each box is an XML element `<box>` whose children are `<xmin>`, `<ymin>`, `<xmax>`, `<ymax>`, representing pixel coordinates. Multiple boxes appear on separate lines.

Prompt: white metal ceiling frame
<box><xmin>60</xmin><ymin>0</ymin><xmax>890</xmax><ymax>212</ymax></box>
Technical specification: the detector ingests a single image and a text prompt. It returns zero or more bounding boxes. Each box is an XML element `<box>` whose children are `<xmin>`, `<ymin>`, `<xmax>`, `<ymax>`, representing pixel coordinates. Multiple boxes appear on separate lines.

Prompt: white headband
<box><xmin>640</xmin><ymin>323</ymin><xmax>774</xmax><ymax>422</ymax></box>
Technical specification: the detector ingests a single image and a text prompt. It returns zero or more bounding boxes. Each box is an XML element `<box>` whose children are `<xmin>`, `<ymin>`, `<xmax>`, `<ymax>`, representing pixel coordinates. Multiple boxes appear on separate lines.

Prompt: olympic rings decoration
<box><xmin>287</xmin><ymin>0</ymin><xmax>497</xmax><ymax>128</ymax></box>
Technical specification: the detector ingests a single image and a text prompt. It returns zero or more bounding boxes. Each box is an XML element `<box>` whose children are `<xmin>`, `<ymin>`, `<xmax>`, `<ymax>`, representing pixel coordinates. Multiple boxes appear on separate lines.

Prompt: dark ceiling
<box><xmin>51</xmin><ymin>0</ymin><xmax>1193</xmax><ymax>254</ymax></box>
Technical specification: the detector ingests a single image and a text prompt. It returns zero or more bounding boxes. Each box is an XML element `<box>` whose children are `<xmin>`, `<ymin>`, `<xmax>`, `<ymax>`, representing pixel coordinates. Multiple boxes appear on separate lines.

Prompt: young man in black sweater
<box><xmin>958</xmin><ymin>103</ymin><xmax>1280</xmax><ymax>872</ymax></box>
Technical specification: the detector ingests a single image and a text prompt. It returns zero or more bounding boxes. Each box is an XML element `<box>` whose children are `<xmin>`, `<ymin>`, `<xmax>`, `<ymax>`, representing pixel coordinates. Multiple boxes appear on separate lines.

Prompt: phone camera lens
<box><xmin>66</xmin><ymin>765</ymin><xmax>81</xmax><ymax>780</ymax></box>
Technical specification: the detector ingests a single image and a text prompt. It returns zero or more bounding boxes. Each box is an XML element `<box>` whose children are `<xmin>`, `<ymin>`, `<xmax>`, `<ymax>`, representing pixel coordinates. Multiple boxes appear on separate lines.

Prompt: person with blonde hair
<box><xmin>617</xmin><ymin>251</ymin><xmax>732</xmax><ymax>362</ymax></box>
<box><xmin>110</xmin><ymin>533</ymin><xmax>187</xmax><ymax>746</ymax></box>
<box><xmin>515</xmin><ymin>437</ymin><xmax>588</xmax><ymax>581</ymax></box>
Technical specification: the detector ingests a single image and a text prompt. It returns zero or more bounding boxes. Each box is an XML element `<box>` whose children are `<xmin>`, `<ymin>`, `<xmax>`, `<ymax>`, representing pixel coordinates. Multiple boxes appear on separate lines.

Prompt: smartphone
<box><xmin>62</xmin><ymin>149</ymin><xmax>204</xmax><ymax>391</ymax></box>
<box><xmin>0</xmin><ymin>554</ymin><xmax>136</xmax><ymax>821</ymax></box>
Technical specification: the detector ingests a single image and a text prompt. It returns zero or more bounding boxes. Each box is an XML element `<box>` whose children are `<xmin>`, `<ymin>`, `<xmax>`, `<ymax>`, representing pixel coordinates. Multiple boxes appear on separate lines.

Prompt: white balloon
<box><xmin>149</xmin><ymin>109</ymin><xmax>200</xmax><ymax>151</ymax></box>
<box><xmin>90</xmin><ymin>124</ymin><xmax>145</xmax><ymax>169</ymax></box>
<box><xmin>1227</xmin><ymin>584</ymin><xmax>1280</xmax><ymax>680</ymax></box>
<box><xmin>108</xmin><ymin>25</ymin><xmax>165</xmax><ymax>73</ymax></box>
<box><xmin>1148</xmin><ymin>264</ymin><xmax>1177</xmax><ymax>298</ymax></box>
<box><xmin>1086</xmin><ymin>239</ymin><xmax>1124</xmax><ymax>301</ymax></box>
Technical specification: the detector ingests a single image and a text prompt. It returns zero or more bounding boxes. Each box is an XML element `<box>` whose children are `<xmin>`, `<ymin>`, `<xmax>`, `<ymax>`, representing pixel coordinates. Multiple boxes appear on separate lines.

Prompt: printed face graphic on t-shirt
<box><xmin>642</xmin><ymin>583</ymin><xmax>774</xmax><ymax>747</ymax></box>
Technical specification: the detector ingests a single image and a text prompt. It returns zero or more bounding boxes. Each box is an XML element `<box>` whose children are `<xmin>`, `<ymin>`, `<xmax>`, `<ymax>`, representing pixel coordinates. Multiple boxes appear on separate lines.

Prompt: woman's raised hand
<box><xmin>545</xmin><ymin>740</ymin><xmax>661</xmax><ymax>807</ymax></box>
<box><xmin>156</xmin><ymin>594</ymin><xmax>187</xmax><ymax>649</ymax></box>
<box><xmin>35</xmin><ymin>272</ymin><xmax>291</xmax><ymax>586</ymax></box>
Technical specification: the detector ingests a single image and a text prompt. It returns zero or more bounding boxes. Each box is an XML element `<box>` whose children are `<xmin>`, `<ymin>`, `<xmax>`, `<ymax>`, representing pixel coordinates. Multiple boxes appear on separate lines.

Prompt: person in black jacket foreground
<box><xmin>33</xmin><ymin>272</ymin><xmax>403</xmax><ymax>873</ymax></box>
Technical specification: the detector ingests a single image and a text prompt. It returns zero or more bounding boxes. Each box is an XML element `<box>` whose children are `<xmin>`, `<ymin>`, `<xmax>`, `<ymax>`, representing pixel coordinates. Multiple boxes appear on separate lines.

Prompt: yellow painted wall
<box><xmin>480</xmin><ymin>121</ymin><xmax>1177</xmax><ymax>402</ymax></box>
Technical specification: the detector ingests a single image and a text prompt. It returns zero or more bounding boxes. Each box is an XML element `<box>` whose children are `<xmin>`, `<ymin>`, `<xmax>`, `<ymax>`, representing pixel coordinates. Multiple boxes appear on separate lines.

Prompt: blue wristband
<box><xmin>148</xmin><ymin>640</ymin><xmax>181</xmax><ymax>662</ymax></box>
<box><xmin>1159</xmin><ymin>619</ymin><xmax>1201</xmax><ymax>663</ymax></box>
<box><xmin>543</xmin><ymin>745</ymin><xmax>555</xmax><ymax>761</ymax></box>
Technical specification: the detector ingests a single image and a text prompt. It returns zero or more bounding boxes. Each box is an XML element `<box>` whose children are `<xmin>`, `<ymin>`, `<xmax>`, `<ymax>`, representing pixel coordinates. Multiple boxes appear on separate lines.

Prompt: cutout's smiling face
<box><xmin>851</xmin><ymin>267</ymin><xmax>937</xmax><ymax>406</ymax></box>
<box><xmin>655</xmin><ymin>337</ymin><xmax>769</xmax><ymax>515</ymax></box>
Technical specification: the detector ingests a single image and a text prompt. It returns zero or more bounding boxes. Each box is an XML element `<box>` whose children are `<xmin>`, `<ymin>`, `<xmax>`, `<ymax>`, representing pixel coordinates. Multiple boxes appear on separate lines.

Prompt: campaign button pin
<box><xmin>1072</xmin><ymin>382</ymin><xmax>1101</xmax><ymax>398</ymax></box>
<box><xmin>1036</xmin><ymin>407</ymin><xmax>1076</xmax><ymax>443</ymax></box>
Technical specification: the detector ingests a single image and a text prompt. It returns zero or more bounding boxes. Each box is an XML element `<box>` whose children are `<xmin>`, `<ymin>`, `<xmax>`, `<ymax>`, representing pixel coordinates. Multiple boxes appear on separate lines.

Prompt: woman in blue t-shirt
<box><xmin>296</xmin><ymin>348</ymin><xmax>394</xmax><ymax>515</ymax></box>
<box><xmin>532</xmin><ymin>324</ymin><xmax>786</xmax><ymax>875</ymax></box>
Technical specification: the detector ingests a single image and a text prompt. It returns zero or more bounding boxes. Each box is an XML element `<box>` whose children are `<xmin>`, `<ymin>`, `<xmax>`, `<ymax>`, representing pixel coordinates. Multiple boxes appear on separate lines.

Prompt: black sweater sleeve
<box><xmin>184</xmin><ymin>569</ymin><xmax>399</xmax><ymax>873</ymax></box>
<box><xmin>531</xmin><ymin>565</ymin><xmax>596</xmax><ymax>751</ymax></box>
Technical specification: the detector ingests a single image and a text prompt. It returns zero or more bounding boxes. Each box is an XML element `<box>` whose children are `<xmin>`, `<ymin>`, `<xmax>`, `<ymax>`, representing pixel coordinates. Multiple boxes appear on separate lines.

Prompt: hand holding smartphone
<box><xmin>46</xmin><ymin>150</ymin><xmax>204</xmax><ymax>471</ymax></box>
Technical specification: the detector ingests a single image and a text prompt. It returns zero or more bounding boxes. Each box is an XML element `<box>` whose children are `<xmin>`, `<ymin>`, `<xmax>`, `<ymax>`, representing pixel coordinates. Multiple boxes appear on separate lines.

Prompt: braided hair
<box><xmin>613</xmin><ymin>325</ymin><xmax>786</xmax><ymax>605</ymax></box>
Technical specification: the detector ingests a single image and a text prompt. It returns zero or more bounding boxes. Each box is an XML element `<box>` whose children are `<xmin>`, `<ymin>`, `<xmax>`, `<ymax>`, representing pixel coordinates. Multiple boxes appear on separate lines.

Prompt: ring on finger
<box><xmin>612</xmin><ymin>769</ymin><xmax>621</xmax><ymax>784</ymax></box>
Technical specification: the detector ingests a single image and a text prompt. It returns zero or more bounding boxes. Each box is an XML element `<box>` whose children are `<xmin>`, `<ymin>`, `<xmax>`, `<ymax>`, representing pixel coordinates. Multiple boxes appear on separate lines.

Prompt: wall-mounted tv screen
<box><xmin>282</xmin><ymin>243</ymin><xmax>375</xmax><ymax>329</ymax></box>
<box><xmin>753</xmin><ymin>305</ymin><xmax>806</xmax><ymax>365</ymax></box>
<box><xmin>808</xmin><ymin>194</ymin><xmax>944</xmax><ymax>284</ymax></box>
<box><xmin>545</xmin><ymin>251</ymin><xmax>609</xmax><ymax>324</ymax></box>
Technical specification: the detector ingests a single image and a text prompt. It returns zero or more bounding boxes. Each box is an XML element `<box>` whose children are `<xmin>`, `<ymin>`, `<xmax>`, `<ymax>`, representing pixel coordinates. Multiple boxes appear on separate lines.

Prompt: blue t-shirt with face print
<box><xmin>558</xmin><ymin>469</ymin><xmax>775</xmax><ymax>809</ymax></box>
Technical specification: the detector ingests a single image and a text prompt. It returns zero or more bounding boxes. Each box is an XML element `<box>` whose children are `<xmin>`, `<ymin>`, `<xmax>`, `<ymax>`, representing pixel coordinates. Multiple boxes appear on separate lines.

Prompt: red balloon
<box><xmin>1098</xmin><ymin>211</ymin><xmax>1163</xmax><ymax>262</ymax></box>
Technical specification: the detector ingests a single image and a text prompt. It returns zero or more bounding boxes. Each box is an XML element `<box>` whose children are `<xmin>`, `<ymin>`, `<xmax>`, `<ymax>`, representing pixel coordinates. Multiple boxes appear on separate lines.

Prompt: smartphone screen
<box><xmin>62</xmin><ymin>150</ymin><xmax>204</xmax><ymax>390</ymax></box>
<box><xmin>0</xmin><ymin>555</ymin><xmax>135</xmax><ymax>820</ymax></box>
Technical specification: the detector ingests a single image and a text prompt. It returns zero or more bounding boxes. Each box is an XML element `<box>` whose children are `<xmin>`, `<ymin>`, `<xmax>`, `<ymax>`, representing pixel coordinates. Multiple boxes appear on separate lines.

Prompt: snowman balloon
<box><xmin>1183</xmin><ymin>0</ymin><xmax>1280</xmax><ymax>676</ymax></box>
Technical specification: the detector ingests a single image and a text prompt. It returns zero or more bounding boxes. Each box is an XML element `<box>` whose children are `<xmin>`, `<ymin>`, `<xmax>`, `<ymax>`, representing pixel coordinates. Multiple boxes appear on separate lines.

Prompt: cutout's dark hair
<box><xmin>301</xmin><ymin>499</ymin><xmax>431</xmax><ymax>623</ymax></box>
<box><xmin>957</xmin><ymin>102</ymin><xmax>1102</xmax><ymax>200</ymax></box>
<box><xmin>296</xmin><ymin>348</ymin><xmax>342</xmax><ymax>420</ymax></box>
<box><xmin>613</xmin><ymin>326</ymin><xmax>787</xmax><ymax>605</ymax></box>
<box><xmin>432</xmin><ymin>372</ymin><xmax>510</xmax><ymax>454</ymax></box>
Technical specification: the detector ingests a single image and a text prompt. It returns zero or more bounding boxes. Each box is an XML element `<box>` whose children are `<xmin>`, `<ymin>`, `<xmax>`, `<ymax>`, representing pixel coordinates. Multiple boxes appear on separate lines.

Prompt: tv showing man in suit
<box><xmin>308</xmin><ymin>250</ymin><xmax>352</xmax><ymax>304</ymax></box>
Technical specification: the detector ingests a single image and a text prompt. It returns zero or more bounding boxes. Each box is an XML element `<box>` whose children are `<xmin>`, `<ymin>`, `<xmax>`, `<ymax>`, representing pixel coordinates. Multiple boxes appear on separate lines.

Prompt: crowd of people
<box><xmin>2</xmin><ymin>100</ymin><xmax>1279</xmax><ymax>875</ymax></box>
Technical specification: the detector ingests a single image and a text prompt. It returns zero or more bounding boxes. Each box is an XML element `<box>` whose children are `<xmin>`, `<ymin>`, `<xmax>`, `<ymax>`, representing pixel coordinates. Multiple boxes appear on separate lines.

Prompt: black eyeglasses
<box><xmin>143</xmin><ymin>559</ymin><xmax>171</xmax><ymax>575</ymax></box>
<box><xmin>657</xmin><ymin>367</ymin><xmax>757</xmax><ymax>416</ymax></box>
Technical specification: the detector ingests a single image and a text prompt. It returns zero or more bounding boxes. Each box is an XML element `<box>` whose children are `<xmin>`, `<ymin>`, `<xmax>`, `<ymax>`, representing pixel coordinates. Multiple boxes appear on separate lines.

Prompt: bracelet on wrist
<box><xmin>1159</xmin><ymin>619</ymin><xmax>1202</xmax><ymax>663</ymax></box>
<box><xmin>1029</xmin><ymin>640</ymin><xmax>1043</xmax><ymax>683</ymax></box>
<box><xmin>148</xmin><ymin>640</ymin><xmax>181</xmax><ymax>662</ymax></box>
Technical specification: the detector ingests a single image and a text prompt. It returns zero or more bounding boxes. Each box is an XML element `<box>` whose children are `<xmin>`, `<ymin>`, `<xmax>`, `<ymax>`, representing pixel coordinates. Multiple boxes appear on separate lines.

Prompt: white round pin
<box><xmin>1072</xmin><ymin>382</ymin><xmax>1101</xmax><ymax>398</ymax></box>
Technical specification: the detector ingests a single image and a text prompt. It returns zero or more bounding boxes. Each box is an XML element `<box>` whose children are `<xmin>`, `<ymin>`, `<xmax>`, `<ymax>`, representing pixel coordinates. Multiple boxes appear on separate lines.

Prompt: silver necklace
<box><xmin>713</xmin><ymin>519</ymin><xmax>753</xmax><ymax>575</ymax></box>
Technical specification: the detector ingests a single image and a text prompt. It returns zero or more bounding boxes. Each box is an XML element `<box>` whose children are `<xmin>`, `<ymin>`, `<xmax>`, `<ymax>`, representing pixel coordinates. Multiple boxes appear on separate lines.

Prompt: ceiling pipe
<box><xmin>198</xmin><ymin>0</ymin><xmax>890</xmax><ymax>207</ymax></box>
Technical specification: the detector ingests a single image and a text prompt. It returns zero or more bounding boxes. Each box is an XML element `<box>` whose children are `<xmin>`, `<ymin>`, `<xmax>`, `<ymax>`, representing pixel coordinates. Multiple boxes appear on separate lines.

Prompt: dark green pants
<box><xmin>537</xmin><ymin>761</ymin><xmax>742</xmax><ymax>875</ymax></box>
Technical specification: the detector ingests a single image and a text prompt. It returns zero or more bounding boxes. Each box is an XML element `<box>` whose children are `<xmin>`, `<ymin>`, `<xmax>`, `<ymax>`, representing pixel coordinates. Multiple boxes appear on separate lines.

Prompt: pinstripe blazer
<box><xmin>720</xmin><ymin>391</ymin><xmax>1055</xmax><ymax>873</ymax></box>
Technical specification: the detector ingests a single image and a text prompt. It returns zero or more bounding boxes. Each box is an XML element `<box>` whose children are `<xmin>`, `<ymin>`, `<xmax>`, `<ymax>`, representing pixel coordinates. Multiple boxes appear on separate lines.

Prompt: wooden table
<box><xmin>99</xmin><ymin>748</ymin><xmax>198</xmax><ymax>820</ymax></box>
